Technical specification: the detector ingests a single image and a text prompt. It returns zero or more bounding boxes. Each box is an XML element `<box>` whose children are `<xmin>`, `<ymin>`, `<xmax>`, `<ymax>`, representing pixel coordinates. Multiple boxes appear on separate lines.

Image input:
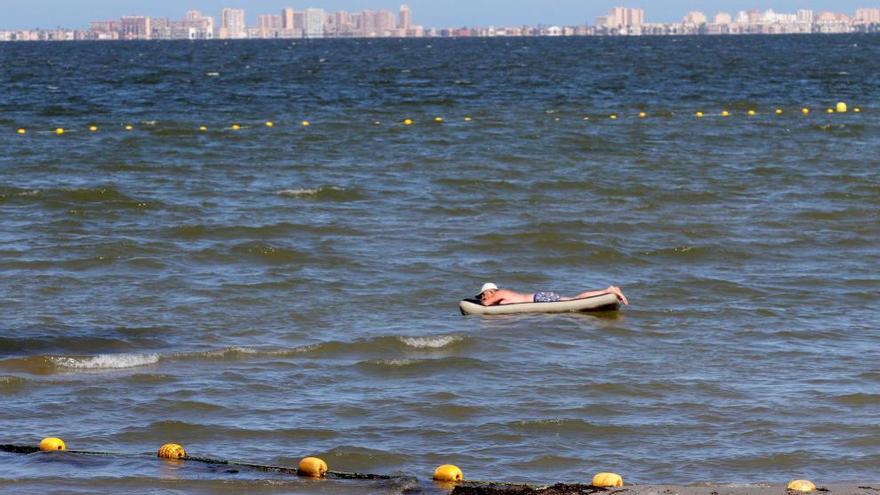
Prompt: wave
<box><xmin>397</xmin><ymin>335</ymin><xmax>463</xmax><ymax>349</ymax></box>
<box><xmin>495</xmin><ymin>418</ymin><xmax>637</xmax><ymax>437</ymax></box>
<box><xmin>0</xmin><ymin>347</ymin><xmax>309</xmax><ymax>375</ymax></box>
<box><xmin>50</xmin><ymin>353</ymin><xmax>161</xmax><ymax>370</ymax></box>
<box><xmin>300</xmin><ymin>335</ymin><xmax>469</xmax><ymax>357</ymax></box>
<box><xmin>164</xmin><ymin>221</ymin><xmax>364</xmax><ymax>240</ymax></box>
<box><xmin>276</xmin><ymin>186</ymin><xmax>365</xmax><ymax>201</ymax></box>
<box><xmin>0</xmin><ymin>334</ymin><xmax>468</xmax><ymax>375</ymax></box>
<box><xmin>356</xmin><ymin>356</ymin><xmax>489</xmax><ymax>375</ymax></box>
<box><xmin>0</xmin><ymin>187</ymin><xmax>154</xmax><ymax>209</ymax></box>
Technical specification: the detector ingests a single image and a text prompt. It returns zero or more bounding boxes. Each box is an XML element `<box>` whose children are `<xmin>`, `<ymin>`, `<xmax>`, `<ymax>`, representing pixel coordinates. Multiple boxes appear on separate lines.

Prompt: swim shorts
<box><xmin>533</xmin><ymin>291</ymin><xmax>561</xmax><ymax>303</ymax></box>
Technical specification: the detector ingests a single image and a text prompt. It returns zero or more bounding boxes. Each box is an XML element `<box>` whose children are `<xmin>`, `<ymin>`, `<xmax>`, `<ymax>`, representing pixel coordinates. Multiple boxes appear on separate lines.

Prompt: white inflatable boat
<box><xmin>459</xmin><ymin>293</ymin><xmax>620</xmax><ymax>315</ymax></box>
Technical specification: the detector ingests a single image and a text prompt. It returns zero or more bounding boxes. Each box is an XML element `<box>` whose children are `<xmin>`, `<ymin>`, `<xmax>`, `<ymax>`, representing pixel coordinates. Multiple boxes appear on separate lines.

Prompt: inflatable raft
<box><xmin>459</xmin><ymin>293</ymin><xmax>620</xmax><ymax>315</ymax></box>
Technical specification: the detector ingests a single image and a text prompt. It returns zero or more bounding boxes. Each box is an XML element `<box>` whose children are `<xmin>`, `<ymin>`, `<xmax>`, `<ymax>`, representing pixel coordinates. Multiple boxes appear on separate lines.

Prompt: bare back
<box><xmin>481</xmin><ymin>289</ymin><xmax>534</xmax><ymax>306</ymax></box>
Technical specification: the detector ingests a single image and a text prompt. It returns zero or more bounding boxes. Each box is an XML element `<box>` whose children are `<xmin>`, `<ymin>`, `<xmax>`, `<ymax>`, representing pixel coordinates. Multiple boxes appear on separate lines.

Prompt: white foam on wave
<box><xmin>375</xmin><ymin>359</ymin><xmax>416</xmax><ymax>366</ymax></box>
<box><xmin>276</xmin><ymin>187</ymin><xmax>341</xmax><ymax>197</ymax></box>
<box><xmin>399</xmin><ymin>336</ymin><xmax>463</xmax><ymax>349</ymax></box>
<box><xmin>180</xmin><ymin>346</ymin><xmax>311</xmax><ymax>360</ymax></box>
<box><xmin>50</xmin><ymin>353</ymin><xmax>160</xmax><ymax>370</ymax></box>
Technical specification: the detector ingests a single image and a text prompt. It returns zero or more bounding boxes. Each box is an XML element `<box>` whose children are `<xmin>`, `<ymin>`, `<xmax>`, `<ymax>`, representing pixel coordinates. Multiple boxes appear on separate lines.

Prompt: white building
<box><xmin>399</xmin><ymin>4</ymin><xmax>412</xmax><ymax>30</ymax></box>
<box><xmin>220</xmin><ymin>8</ymin><xmax>246</xmax><ymax>39</ymax></box>
<box><xmin>797</xmin><ymin>10</ymin><xmax>814</xmax><ymax>23</ymax></box>
<box><xmin>304</xmin><ymin>8</ymin><xmax>325</xmax><ymax>38</ymax></box>
<box><xmin>683</xmin><ymin>11</ymin><xmax>707</xmax><ymax>25</ymax></box>
<box><xmin>714</xmin><ymin>12</ymin><xmax>732</xmax><ymax>24</ymax></box>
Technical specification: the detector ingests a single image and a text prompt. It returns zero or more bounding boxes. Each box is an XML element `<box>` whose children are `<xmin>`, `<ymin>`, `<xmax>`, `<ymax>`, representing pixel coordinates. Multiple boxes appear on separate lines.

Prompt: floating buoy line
<box><xmin>1</xmin><ymin>438</ymin><xmax>823</xmax><ymax>493</ymax></box>
<box><xmin>6</xmin><ymin>103</ymin><xmax>867</xmax><ymax>137</ymax></box>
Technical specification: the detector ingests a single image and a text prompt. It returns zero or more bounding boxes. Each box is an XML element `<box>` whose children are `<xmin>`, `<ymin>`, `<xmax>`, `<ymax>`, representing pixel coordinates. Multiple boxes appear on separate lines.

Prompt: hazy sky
<box><xmin>1</xmin><ymin>0</ymin><xmax>871</xmax><ymax>29</ymax></box>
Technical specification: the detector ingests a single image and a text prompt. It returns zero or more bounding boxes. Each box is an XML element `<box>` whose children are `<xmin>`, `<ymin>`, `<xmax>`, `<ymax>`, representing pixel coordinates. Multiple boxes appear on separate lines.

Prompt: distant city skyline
<box><xmin>4</xmin><ymin>4</ymin><xmax>878</xmax><ymax>41</ymax></box>
<box><xmin>2</xmin><ymin>0</ymin><xmax>880</xmax><ymax>30</ymax></box>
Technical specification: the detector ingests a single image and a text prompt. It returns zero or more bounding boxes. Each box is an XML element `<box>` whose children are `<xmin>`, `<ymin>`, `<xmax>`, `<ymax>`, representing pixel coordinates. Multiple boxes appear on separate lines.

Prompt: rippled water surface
<box><xmin>1</xmin><ymin>36</ymin><xmax>879</xmax><ymax>493</ymax></box>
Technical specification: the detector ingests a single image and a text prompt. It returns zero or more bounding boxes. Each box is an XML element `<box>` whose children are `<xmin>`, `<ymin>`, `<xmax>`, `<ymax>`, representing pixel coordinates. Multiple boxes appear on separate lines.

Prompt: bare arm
<box><xmin>481</xmin><ymin>291</ymin><xmax>504</xmax><ymax>306</ymax></box>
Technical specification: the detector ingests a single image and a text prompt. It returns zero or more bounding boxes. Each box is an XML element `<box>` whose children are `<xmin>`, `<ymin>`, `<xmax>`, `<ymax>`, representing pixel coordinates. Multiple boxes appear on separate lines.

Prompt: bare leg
<box><xmin>568</xmin><ymin>286</ymin><xmax>629</xmax><ymax>305</ymax></box>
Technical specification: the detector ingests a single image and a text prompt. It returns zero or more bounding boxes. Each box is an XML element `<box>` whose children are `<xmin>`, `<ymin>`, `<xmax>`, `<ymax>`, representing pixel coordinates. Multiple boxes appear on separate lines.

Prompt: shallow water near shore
<box><xmin>1</xmin><ymin>35</ymin><xmax>879</xmax><ymax>493</ymax></box>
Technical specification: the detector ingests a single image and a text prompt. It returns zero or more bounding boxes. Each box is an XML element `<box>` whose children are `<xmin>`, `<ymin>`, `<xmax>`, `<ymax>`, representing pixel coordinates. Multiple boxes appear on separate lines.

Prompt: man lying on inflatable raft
<box><xmin>459</xmin><ymin>283</ymin><xmax>629</xmax><ymax>315</ymax></box>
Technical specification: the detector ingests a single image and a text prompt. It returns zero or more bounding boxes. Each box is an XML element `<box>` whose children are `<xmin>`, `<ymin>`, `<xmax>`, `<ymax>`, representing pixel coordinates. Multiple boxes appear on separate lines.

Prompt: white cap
<box><xmin>477</xmin><ymin>283</ymin><xmax>498</xmax><ymax>296</ymax></box>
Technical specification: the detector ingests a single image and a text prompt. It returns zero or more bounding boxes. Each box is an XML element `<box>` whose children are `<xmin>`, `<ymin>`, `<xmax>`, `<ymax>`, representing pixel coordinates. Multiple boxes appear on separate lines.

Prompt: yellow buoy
<box><xmin>265</xmin><ymin>121</ymin><xmax>274</xmax><ymax>128</ymax></box>
<box><xmin>39</xmin><ymin>437</ymin><xmax>66</xmax><ymax>451</ymax></box>
<box><xmin>157</xmin><ymin>443</ymin><xmax>186</xmax><ymax>459</ymax></box>
<box><xmin>231</xmin><ymin>124</ymin><xmax>241</xmax><ymax>130</ymax></box>
<box><xmin>17</xmin><ymin>128</ymin><xmax>26</xmax><ymax>135</ymax></box>
<box><xmin>125</xmin><ymin>124</ymin><xmax>134</xmax><ymax>131</ymax></box>
<box><xmin>464</xmin><ymin>116</ymin><xmax>472</xmax><ymax>122</ymax></box>
<box><xmin>199</xmin><ymin>125</ymin><xmax>208</xmax><ymax>132</ymax></box>
<box><xmin>433</xmin><ymin>464</ymin><xmax>463</xmax><ymax>482</ymax></box>
<box><xmin>721</xmin><ymin>110</ymin><xmax>730</xmax><ymax>117</ymax></box>
<box><xmin>403</xmin><ymin>119</ymin><xmax>413</xmax><ymax>126</ymax></box>
<box><xmin>301</xmin><ymin>120</ymin><xmax>310</xmax><ymax>127</ymax></box>
<box><xmin>747</xmin><ymin>110</ymin><xmax>756</xmax><ymax>116</ymax></box>
<box><xmin>695</xmin><ymin>111</ymin><xmax>703</xmax><ymax>118</ymax></box>
<box><xmin>55</xmin><ymin>128</ymin><xmax>65</xmax><ymax>135</ymax></box>
<box><xmin>787</xmin><ymin>479</ymin><xmax>817</xmax><ymax>492</ymax></box>
<box><xmin>592</xmin><ymin>472</ymin><xmax>623</xmax><ymax>487</ymax></box>
<box><xmin>638</xmin><ymin>112</ymin><xmax>646</xmax><ymax>118</ymax></box>
<box><xmin>802</xmin><ymin>107</ymin><xmax>810</xmax><ymax>116</ymax></box>
<box><xmin>836</xmin><ymin>102</ymin><xmax>847</xmax><ymax>113</ymax></box>
<box><xmin>826</xmin><ymin>108</ymin><xmax>834</xmax><ymax>114</ymax></box>
<box><xmin>298</xmin><ymin>457</ymin><xmax>328</xmax><ymax>478</ymax></box>
<box><xmin>609</xmin><ymin>114</ymin><xmax>617</xmax><ymax>120</ymax></box>
<box><xmin>775</xmin><ymin>108</ymin><xmax>783</xmax><ymax>115</ymax></box>
<box><xmin>853</xmin><ymin>107</ymin><xmax>861</xmax><ymax>113</ymax></box>
<box><xmin>89</xmin><ymin>125</ymin><xmax>98</xmax><ymax>132</ymax></box>
<box><xmin>434</xmin><ymin>117</ymin><xmax>443</xmax><ymax>123</ymax></box>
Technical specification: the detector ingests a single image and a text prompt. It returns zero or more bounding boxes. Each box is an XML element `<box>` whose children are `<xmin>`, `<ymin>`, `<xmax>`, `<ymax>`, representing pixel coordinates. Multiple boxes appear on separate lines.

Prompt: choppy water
<box><xmin>1</xmin><ymin>35</ymin><xmax>879</xmax><ymax>493</ymax></box>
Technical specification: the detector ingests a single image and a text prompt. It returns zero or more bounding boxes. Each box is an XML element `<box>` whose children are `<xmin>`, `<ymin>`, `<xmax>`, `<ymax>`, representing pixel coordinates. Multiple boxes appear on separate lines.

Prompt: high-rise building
<box><xmin>747</xmin><ymin>10</ymin><xmax>761</xmax><ymax>24</ymax></box>
<box><xmin>280</xmin><ymin>8</ymin><xmax>298</xmax><ymax>37</ymax></box>
<box><xmin>761</xmin><ymin>9</ymin><xmax>778</xmax><ymax>23</ymax></box>
<box><xmin>335</xmin><ymin>11</ymin><xmax>353</xmax><ymax>36</ymax></box>
<box><xmin>89</xmin><ymin>20</ymin><xmax>119</xmax><ymax>40</ymax></box>
<box><xmin>293</xmin><ymin>12</ymin><xmax>305</xmax><ymax>34</ymax></box>
<box><xmin>259</xmin><ymin>14</ymin><xmax>282</xmax><ymax>38</ymax></box>
<box><xmin>713</xmin><ymin>12</ymin><xmax>732</xmax><ymax>24</ymax></box>
<box><xmin>180</xmin><ymin>11</ymin><xmax>214</xmax><ymax>39</ymax></box>
<box><xmin>683</xmin><ymin>11</ymin><xmax>707</xmax><ymax>25</ymax></box>
<box><xmin>358</xmin><ymin>10</ymin><xmax>376</xmax><ymax>36</ymax></box>
<box><xmin>854</xmin><ymin>8</ymin><xmax>880</xmax><ymax>23</ymax></box>
<box><xmin>595</xmin><ymin>7</ymin><xmax>644</xmax><ymax>34</ymax></box>
<box><xmin>282</xmin><ymin>8</ymin><xmax>295</xmax><ymax>30</ymax></box>
<box><xmin>375</xmin><ymin>10</ymin><xmax>396</xmax><ymax>35</ymax></box>
<box><xmin>399</xmin><ymin>4</ymin><xmax>412</xmax><ymax>30</ymax></box>
<box><xmin>120</xmin><ymin>16</ymin><xmax>151</xmax><ymax>40</ymax></box>
<box><xmin>304</xmin><ymin>8</ymin><xmax>325</xmax><ymax>38</ymax></box>
<box><xmin>151</xmin><ymin>17</ymin><xmax>172</xmax><ymax>39</ymax></box>
<box><xmin>797</xmin><ymin>9</ymin><xmax>814</xmax><ymax>23</ymax></box>
<box><xmin>220</xmin><ymin>8</ymin><xmax>246</xmax><ymax>39</ymax></box>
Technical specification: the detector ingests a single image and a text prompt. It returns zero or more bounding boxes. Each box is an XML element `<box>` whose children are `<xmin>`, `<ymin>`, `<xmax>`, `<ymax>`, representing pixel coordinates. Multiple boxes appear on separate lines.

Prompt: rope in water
<box><xmin>0</xmin><ymin>443</ymin><xmax>395</xmax><ymax>480</ymax></box>
<box><xmin>0</xmin><ymin>440</ymin><xmax>824</xmax><ymax>493</ymax></box>
<box><xmin>6</xmin><ymin>103</ymin><xmax>866</xmax><ymax>135</ymax></box>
